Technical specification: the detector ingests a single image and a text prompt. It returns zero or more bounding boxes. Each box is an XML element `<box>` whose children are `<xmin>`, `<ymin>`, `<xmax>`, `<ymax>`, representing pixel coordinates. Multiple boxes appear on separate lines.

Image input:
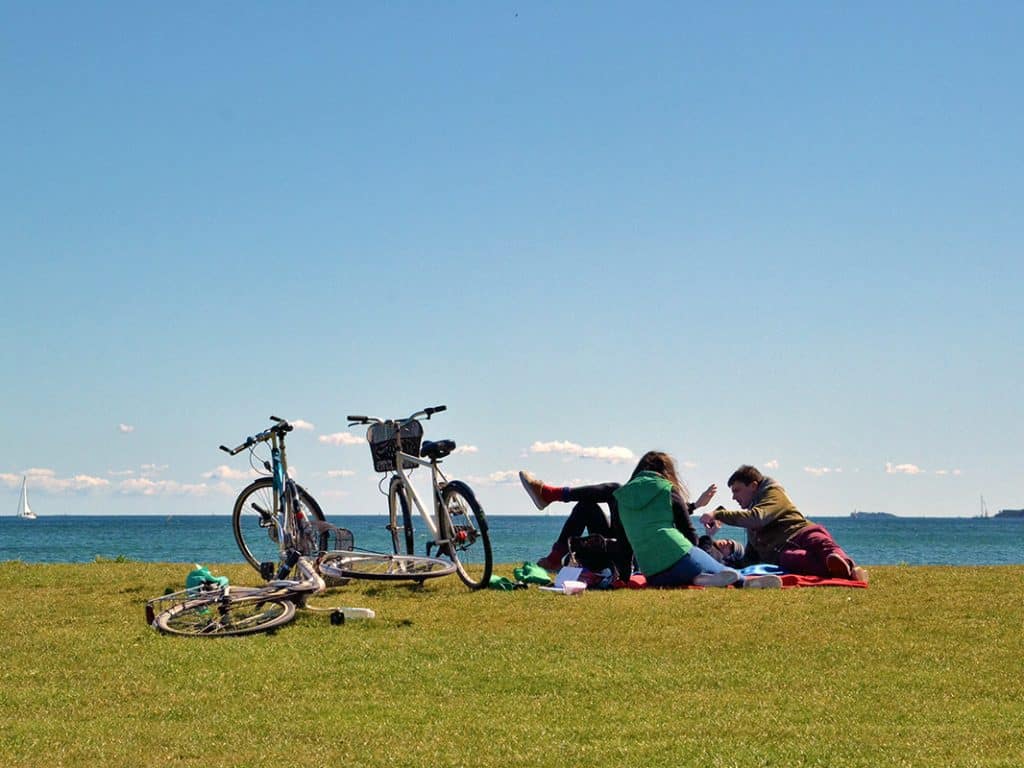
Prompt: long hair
<box><xmin>629</xmin><ymin>450</ymin><xmax>689</xmax><ymax>504</ymax></box>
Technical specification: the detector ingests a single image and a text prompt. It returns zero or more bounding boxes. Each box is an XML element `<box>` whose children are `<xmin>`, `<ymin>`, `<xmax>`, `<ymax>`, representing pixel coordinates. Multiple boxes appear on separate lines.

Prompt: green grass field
<box><xmin>2</xmin><ymin>562</ymin><xmax>1022</xmax><ymax>767</ymax></box>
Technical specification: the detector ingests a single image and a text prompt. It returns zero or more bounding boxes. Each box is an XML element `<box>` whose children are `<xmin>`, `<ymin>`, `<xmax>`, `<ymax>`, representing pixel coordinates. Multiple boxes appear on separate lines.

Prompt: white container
<box><xmin>331</xmin><ymin>607</ymin><xmax>376</xmax><ymax>624</ymax></box>
<box><xmin>341</xmin><ymin>607</ymin><xmax>375</xmax><ymax>619</ymax></box>
<box><xmin>561</xmin><ymin>580</ymin><xmax>586</xmax><ymax>595</ymax></box>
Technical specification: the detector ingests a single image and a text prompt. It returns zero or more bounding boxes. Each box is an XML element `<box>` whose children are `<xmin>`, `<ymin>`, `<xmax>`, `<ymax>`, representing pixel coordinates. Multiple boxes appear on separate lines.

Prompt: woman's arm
<box><xmin>672</xmin><ymin>489</ymin><xmax>699</xmax><ymax>545</ymax></box>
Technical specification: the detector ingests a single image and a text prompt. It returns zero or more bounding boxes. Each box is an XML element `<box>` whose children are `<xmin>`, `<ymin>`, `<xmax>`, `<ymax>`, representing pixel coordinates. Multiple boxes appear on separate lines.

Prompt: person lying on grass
<box><xmin>700</xmin><ymin>464</ymin><xmax>869</xmax><ymax>582</ymax></box>
<box><xmin>520</xmin><ymin>452</ymin><xmax>782</xmax><ymax>589</ymax></box>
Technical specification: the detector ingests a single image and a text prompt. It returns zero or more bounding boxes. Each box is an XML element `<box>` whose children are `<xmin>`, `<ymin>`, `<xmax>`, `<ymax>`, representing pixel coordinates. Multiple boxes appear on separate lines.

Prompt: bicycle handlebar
<box><xmin>347</xmin><ymin>405</ymin><xmax>447</xmax><ymax>428</ymax></box>
<box><xmin>219</xmin><ymin>417</ymin><xmax>294</xmax><ymax>455</ymax></box>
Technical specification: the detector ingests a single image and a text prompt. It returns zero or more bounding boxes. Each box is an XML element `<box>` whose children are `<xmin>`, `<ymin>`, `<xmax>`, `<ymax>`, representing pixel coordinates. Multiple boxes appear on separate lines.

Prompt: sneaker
<box><xmin>519</xmin><ymin>471</ymin><xmax>551</xmax><ymax>511</ymax></box>
<box><xmin>851</xmin><ymin>566</ymin><xmax>870</xmax><ymax>583</ymax></box>
<box><xmin>693</xmin><ymin>569</ymin><xmax>740</xmax><ymax>588</ymax></box>
<box><xmin>826</xmin><ymin>553</ymin><xmax>853</xmax><ymax>579</ymax></box>
<box><xmin>742</xmin><ymin>574</ymin><xmax>783</xmax><ymax>589</ymax></box>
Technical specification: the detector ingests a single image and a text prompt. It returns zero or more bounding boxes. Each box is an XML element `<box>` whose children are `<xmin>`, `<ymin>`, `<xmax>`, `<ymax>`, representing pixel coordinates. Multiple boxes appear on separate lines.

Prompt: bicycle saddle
<box><xmin>420</xmin><ymin>440</ymin><xmax>455</xmax><ymax>460</ymax></box>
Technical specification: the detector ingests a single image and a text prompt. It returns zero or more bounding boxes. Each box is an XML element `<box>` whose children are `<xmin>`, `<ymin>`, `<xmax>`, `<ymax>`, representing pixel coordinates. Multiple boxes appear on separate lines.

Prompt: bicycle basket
<box><xmin>367</xmin><ymin>421</ymin><xmax>423</xmax><ymax>472</ymax></box>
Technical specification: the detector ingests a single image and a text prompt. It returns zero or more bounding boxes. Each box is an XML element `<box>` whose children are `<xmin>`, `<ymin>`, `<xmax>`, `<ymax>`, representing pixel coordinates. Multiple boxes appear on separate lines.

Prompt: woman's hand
<box><xmin>693</xmin><ymin>483</ymin><xmax>717</xmax><ymax>509</ymax></box>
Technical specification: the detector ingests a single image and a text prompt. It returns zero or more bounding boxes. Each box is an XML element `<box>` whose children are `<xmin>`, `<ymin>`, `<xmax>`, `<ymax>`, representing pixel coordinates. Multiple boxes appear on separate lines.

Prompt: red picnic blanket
<box><xmin>620</xmin><ymin>573</ymin><xmax>868</xmax><ymax>589</ymax></box>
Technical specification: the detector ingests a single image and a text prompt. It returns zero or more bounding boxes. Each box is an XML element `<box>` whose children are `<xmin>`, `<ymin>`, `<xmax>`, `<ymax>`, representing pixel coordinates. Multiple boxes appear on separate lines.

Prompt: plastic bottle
<box><xmin>330</xmin><ymin>607</ymin><xmax>376</xmax><ymax>625</ymax></box>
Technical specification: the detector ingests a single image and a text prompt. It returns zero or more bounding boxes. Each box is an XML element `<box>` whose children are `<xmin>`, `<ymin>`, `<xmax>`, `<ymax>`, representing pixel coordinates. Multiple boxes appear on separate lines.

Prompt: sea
<box><xmin>1</xmin><ymin>515</ymin><xmax>1021</xmax><ymax>566</ymax></box>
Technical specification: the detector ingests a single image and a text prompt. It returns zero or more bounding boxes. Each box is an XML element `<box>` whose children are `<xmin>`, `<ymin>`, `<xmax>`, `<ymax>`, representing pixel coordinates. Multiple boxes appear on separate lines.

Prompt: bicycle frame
<box><xmin>390</xmin><ymin>449</ymin><xmax>448</xmax><ymax>545</ymax></box>
<box><xmin>222</xmin><ymin>418</ymin><xmax>309</xmax><ymax>572</ymax></box>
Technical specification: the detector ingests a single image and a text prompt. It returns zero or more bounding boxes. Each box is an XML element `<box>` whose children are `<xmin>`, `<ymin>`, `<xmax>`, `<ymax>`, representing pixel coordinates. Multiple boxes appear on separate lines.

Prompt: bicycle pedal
<box><xmin>259</xmin><ymin>561</ymin><xmax>276</xmax><ymax>580</ymax></box>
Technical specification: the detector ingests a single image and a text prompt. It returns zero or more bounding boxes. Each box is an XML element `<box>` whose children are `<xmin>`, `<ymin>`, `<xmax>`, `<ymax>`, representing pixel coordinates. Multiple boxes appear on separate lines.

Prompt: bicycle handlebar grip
<box><xmin>425</xmin><ymin>405</ymin><xmax>447</xmax><ymax>415</ymax></box>
<box><xmin>346</xmin><ymin>415</ymin><xmax>367</xmax><ymax>422</ymax></box>
<box><xmin>219</xmin><ymin>445</ymin><xmax>231</xmax><ymax>454</ymax></box>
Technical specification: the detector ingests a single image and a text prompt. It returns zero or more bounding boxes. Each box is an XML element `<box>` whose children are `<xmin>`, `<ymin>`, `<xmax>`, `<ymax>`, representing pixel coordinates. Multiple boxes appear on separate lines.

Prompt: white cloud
<box><xmin>326</xmin><ymin>469</ymin><xmax>356</xmax><ymax>478</ymax></box>
<box><xmin>319</xmin><ymin>489</ymin><xmax>351</xmax><ymax>501</ymax></box>
<box><xmin>117</xmin><ymin>478</ymin><xmax>210</xmax><ymax>497</ymax></box>
<box><xmin>202</xmin><ymin>465</ymin><xmax>258</xmax><ymax>481</ymax></box>
<box><xmin>681</xmin><ymin>460</ymin><xmax>698</xmax><ymax>470</ymax></box>
<box><xmin>466</xmin><ymin>470</ymin><xmax>521</xmax><ymax>486</ymax></box>
<box><xmin>453</xmin><ymin>445</ymin><xmax>478</xmax><ymax>455</ymax></box>
<box><xmin>118</xmin><ymin>424</ymin><xmax>134</xmax><ymax>433</ymax></box>
<box><xmin>319</xmin><ymin>432</ymin><xmax>365</xmax><ymax>446</ymax></box>
<box><xmin>291</xmin><ymin>419</ymin><xmax>315</xmax><ymax>431</ymax></box>
<box><xmin>804</xmin><ymin>466</ymin><xmax>842</xmax><ymax>477</ymax></box>
<box><xmin>934</xmin><ymin>469</ymin><xmax>963</xmax><ymax>477</ymax></box>
<box><xmin>763</xmin><ymin>459</ymin><xmax>779</xmax><ymax>470</ymax></box>
<box><xmin>529</xmin><ymin>440</ymin><xmax>635</xmax><ymax>464</ymax></box>
<box><xmin>1</xmin><ymin>471</ymin><xmax>110</xmax><ymax>493</ymax></box>
<box><xmin>108</xmin><ymin>469</ymin><xmax>135</xmax><ymax>477</ymax></box>
<box><xmin>886</xmin><ymin>462</ymin><xmax>924</xmax><ymax>475</ymax></box>
<box><xmin>140</xmin><ymin>463</ymin><xmax>168</xmax><ymax>476</ymax></box>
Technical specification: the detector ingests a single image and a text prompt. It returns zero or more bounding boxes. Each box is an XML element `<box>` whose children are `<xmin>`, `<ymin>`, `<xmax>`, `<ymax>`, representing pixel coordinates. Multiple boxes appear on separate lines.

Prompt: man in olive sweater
<box><xmin>700</xmin><ymin>465</ymin><xmax>868</xmax><ymax>581</ymax></box>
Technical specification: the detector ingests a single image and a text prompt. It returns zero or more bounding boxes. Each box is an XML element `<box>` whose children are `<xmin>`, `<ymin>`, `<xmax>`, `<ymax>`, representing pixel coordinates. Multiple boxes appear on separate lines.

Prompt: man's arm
<box><xmin>705</xmin><ymin>488</ymin><xmax>790</xmax><ymax>530</ymax></box>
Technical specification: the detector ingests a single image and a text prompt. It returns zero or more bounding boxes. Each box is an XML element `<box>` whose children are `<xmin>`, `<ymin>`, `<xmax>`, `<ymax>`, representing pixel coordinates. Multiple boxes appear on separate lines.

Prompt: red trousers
<box><xmin>777</xmin><ymin>524</ymin><xmax>853</xmax><ymax>577</ymax></box>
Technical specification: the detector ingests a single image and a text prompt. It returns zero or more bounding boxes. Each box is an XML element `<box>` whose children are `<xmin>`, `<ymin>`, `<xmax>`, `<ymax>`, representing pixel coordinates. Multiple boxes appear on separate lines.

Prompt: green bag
<box><xmin>185</xmin><ymin>564</ymin><xmax>229</xmax><ymax>591</ymax></box>
<box><xmin>487</xmin><ymin>575</ymin><xmax>517</xmax><ymax>591</ymax></box>
<box><xmin>514</xmin><ymin>561</ymin><xmax>553</xmax><ymax>586</ymax></box>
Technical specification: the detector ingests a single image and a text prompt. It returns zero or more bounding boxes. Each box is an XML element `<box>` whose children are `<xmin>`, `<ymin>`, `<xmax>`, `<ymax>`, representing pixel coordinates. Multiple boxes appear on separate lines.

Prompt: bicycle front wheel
<box><xmin>319</xmin><ymin>552</ymin><xmax>456</xmax><ymax>582</ymax></box>
<box><xmin>439</xmin><ymin>481</ymin><xmax>493</xmax><ymax>590</ymax></box>
<box><xmin>232</xmin><ymin>477</ymin><xmax>327</xmax><ymax>572</ymax></box>
<box><xmin>388</xmin><ymin>476</ymin><xmax>414</xmax><ymax>555</ymax></box>
<box><xmin>155</xmin><ymin>595</ymin><xmax>296</xmax><ymax>637</ymax></box>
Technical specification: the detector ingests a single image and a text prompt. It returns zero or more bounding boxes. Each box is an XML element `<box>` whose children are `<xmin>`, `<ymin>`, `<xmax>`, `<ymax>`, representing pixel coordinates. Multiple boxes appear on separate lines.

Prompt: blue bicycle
<box><xmin>222</xmin><ymin>417</ymin><xmax>454</xmax><ymax>583</ymax></box>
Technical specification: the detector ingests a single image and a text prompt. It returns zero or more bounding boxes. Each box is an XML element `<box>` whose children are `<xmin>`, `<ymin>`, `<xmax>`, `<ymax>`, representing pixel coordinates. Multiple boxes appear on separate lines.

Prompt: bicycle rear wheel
<box><xmin>439</xmin><ymin>481</ymin><xmax>493</xmax><ymax>590</ymax></box>
<box><xmin>319</xmin><ymin>551</ymin><xmax>456</xmax><ymax>582</ymax></box>
<box><xmin>155</xmin><ymin>595</ymin><xmax>296</xmax><ymax>637</ymax></box>
<box><xmin>232</xmin><ymin>477</ymin><xmax>327</xmax><ymax>572</ymax></box>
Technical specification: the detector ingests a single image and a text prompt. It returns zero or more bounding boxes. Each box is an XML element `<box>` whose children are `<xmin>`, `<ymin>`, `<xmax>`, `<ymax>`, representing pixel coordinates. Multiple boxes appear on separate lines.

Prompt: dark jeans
<box><xmin>551</xmin><ymin>483</ymin><xmax>632</xmax><ymax>576</ymax></box>
<box><xmin>553</xmin><ymin>483</ymin><xmax>621</xmax><ymax>548</ymax></box>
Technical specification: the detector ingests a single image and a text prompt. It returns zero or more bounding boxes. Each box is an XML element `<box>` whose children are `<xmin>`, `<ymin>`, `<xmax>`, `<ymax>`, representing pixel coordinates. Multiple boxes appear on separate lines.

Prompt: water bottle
<box><xmin>330</xmin><ymin>607</ymin><xmax>376</xmax><ymax>625</ymax></box>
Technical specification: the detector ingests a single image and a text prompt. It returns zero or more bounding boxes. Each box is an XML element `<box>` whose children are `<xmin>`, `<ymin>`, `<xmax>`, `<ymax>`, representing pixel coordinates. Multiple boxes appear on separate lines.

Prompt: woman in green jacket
<box><xmin>614</xmin><ymin>451</ymin><xmax>750</xmax><ymax>587</ymax></box>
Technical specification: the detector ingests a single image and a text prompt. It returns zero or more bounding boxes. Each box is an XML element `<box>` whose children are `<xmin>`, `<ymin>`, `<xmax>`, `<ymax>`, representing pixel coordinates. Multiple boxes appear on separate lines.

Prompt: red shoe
<box><xmin>826</xmin><ymin>553</ymin><xmax>853</xmax><ymax>579</ymax></box>
<box><xmin>536</xmin><ymin>546</ymin><xmax>568</xmax><ymax>571</ymax></box>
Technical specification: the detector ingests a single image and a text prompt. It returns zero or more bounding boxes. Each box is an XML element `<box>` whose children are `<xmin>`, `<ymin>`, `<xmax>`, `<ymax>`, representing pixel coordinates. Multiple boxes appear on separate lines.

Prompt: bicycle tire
<box><xmin>232</xmin><ymin>477</ymin><xmax>327</xmax><ymax>572</ymax></box>
<box><xmin>319</xmin><ymin>551</ymin><xmax>456</xmax><ymax>582</ymax></box>
<box><xmin>439</xmin><ymin>481</ymin><xmax>493</xmax><ymax>590</ymax></box>
<box><xmin>388</xmin><ymin>477</ymin><xmax>415</xmax><ymax>555</ymax></box>
<box><xmin>155</xmin><ymin>594</ymin><xmax>296</xmax><ymax>637</ymax></box>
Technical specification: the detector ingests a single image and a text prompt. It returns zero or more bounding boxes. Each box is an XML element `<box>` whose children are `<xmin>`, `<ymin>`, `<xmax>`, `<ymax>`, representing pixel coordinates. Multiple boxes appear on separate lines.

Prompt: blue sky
<box><xmin>3</xmin><ymin>3</ymin><xmax>1021</xmax><ymax>519</ymax></box>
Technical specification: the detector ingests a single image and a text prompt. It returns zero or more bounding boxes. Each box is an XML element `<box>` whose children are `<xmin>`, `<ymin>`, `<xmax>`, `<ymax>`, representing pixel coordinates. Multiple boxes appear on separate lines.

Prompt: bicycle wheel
<box><xmin>155</xmin><ymin>594</ymin><xmax>296</xmax><ymax>637</ymax></box>
<box><xmin>319</xmin><ymin>551</ymin><xmax>456</xmax><ymax>582</ymax></box>
<box><xmin>439</xmin><ymin>481</ymin><xmax>493</xmax><ymax>590</ymax></box>
<box><xmin>388</xmin><ymin>477</ymin><xmax>415</xmax><ymax>555</ymax></box>
<box><xmin>232</xmin><ymin>477</ymin><xmax>327</xmax><ymax>572</ymax></box>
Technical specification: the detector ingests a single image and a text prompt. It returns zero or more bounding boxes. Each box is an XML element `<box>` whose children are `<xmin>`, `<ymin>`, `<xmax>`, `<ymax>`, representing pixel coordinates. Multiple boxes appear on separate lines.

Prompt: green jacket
<box><xmin>713</xmin><ymin>478</ymin><xmax>810</xmax><ymax>563</ymax></box>
<box><xmin>613</xmin><ymin>472</ymin><xmax>693</xmax><ymax>577</ymax></box>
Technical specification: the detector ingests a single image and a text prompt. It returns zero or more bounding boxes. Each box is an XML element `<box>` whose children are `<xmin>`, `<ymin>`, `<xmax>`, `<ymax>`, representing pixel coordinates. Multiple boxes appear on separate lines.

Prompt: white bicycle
<box><xmin>347</xmin><ymin>406</ymin><xmax>494</xmax><ymax>590</ymax></box>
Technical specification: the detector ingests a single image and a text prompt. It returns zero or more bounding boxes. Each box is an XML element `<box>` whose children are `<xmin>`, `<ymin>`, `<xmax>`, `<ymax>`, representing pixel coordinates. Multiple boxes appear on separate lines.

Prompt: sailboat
<box><xmin>16</xmin><ymin>476</ymin><xmax>37</xmax><ymax>520</ymax></box>
<box><xmin>979</xmin><ymin>494</ymin><xmax>989</xmax><ymax>519</ymax></box>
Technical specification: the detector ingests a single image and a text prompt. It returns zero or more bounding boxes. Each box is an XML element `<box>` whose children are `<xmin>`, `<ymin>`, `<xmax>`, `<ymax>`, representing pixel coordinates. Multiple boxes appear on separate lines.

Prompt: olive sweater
<box><xmin>713</xmin><ymin>477</ymin><xmax>811</xmax><ymax>563</ymax></box>
<box><xmin>613</xmin><ymin>472</ymin><xmax>694</xmax><ymax>577</ymax></box>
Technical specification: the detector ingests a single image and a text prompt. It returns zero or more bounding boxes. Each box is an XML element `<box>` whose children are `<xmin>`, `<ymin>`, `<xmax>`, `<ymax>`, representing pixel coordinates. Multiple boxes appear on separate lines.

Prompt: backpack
<box><xmin>568</xmin><ymin>534</ymin><xmax>624</xmax><ymax>574</ymax></box>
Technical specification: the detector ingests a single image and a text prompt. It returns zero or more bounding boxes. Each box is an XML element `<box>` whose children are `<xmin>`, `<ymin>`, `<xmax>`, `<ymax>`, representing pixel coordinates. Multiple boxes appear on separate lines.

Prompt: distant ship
<box><xmin>978</xmin><ymin>495</ymin><xmax>989</xmax><ymax>519</ymax></box>
<box><xmin>16</xmin><ymin>476</ymin><xmax>37</xmax><ymax>520</ymax></box>
<box><xmin>850</xmin><ymin>510</ymin><xmax>895</xmax><ymax>519</ymax></box>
